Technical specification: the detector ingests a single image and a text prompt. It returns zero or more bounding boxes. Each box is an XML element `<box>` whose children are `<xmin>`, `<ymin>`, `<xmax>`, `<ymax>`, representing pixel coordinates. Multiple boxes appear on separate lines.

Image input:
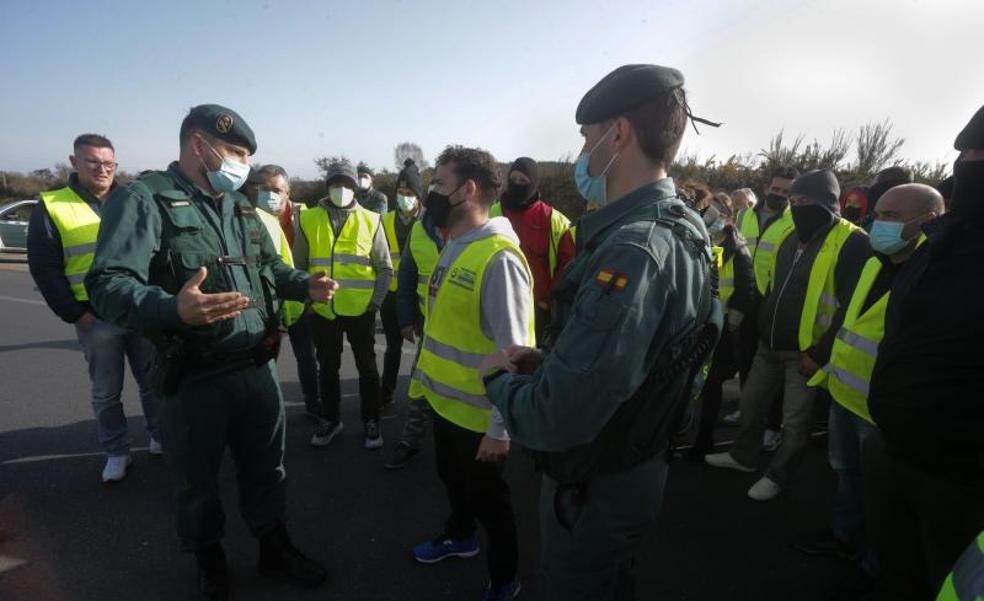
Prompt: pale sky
<box><xmin>1</xmin><ymin>0</ymin><xmax>981</xmax><ymax>179</ymax></box>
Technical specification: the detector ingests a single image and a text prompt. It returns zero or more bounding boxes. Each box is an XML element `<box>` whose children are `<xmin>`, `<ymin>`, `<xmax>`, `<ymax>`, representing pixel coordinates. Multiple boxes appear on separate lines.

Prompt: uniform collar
<box><xmin>578</xmin><ymin>178</ymin><xmax>677</xmax><ymax>249</ymax></box>
<box><xmin>167</xmin><ymin>161</ymin><xmax>219</xmax><ymax>201</ymax></box>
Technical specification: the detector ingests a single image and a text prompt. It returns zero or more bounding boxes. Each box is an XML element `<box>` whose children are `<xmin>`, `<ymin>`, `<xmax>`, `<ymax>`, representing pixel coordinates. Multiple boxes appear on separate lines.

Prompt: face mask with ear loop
<box><xmin>199</xmin><ymin>137</ymin><xmax>250</xmax><ymax>193</ymax></box>
<box><xmin>574</xmin><ymin>124</ymin><xmax>619</xmax><ymax>207</ymax></box>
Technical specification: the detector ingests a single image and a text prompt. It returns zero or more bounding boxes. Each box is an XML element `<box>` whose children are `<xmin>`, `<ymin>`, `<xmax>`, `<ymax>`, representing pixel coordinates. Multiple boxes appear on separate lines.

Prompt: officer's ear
<box><xmin>611</xmin><ymin>116</ymin><xmax>635</xmax><ymax>154</ymax></box>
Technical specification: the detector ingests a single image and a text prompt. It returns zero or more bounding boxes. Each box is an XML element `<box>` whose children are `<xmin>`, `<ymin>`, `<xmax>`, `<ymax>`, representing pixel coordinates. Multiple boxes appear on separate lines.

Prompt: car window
<box><xmin>2</xmin><ymin>202</ymin><xmax>35</xmax><ymax>221</ymax></box>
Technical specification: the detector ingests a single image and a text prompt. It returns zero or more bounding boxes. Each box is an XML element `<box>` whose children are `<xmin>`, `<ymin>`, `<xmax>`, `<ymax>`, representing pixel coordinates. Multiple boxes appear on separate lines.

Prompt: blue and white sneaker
<box><xmin>483</xmin><ymin>579</ymin><xmax>521</xmax><ymax>601</ymax></box>
<box><xmin>412</xmin><ymin>533</ymin><xmax>480</xmax><ymax>564</ymax></box>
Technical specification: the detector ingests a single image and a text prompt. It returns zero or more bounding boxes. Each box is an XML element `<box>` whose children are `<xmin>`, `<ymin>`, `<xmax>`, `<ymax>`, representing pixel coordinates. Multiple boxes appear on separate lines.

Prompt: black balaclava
<box><xmin>789</xmin><ymin>169</ymin><xmax>840</xmax><ymax>242</ymax></box>
<box><xmin>951</xmin><ymin>105</ymin><xmax>984</xmax><ymax>224</ymax></box>
<box><xmin>500</xmin><ymin>157</ymin><xmax>539</xmax><ymax>211</ymax></box>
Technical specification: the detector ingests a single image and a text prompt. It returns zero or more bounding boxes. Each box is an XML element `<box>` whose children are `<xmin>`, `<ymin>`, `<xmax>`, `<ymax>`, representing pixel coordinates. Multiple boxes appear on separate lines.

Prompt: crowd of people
<box><xmin>23</xmin><ymin>62</ymin><xmax>984</xmax><ymax>601</ymax></box>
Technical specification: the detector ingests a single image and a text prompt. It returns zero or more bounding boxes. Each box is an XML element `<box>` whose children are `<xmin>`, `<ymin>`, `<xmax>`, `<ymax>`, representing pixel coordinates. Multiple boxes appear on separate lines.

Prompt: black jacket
<box><xmin>869</xmin><ymin>215</ymin><xmax>984</xmax><ymax>485</ymax></box>
<box><xmin>718</xmin><ymin>224</ymin><xmax>757</xmax><ymax>317</ymax></box>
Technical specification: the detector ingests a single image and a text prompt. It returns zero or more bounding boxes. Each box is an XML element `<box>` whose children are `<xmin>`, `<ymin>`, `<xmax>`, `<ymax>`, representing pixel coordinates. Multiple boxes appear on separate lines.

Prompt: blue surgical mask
<box><xmin>870</xmin><ymin>219</ymin><xmax>914</xmax><ymax>255</ymax></box>
<box><xmin>256</xmin><ymin>189</ymin><xmax>283</xmax><ymax>214</ymax></box>
<box><xmin>574</xmin><ymin>125</ymin><xmax>619</xmax><ymax>207</ymax></box>
<box><xmin>201</xmin><ymin>138</ymin><xmax>250</xmax><ymax>193</ymax></box>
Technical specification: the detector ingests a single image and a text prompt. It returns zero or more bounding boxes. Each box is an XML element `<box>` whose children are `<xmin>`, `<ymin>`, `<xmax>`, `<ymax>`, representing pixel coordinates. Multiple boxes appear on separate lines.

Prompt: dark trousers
<box><xmin>286</xmin><ymin>312</ymin><xmax>319</xmax><ymax>412</ymax></box>
<box><xmin>379</xmin><ymin>291</ymin><xmax>403</xmax><ymax>400</ymax></box>
<box><xmin>433</xmin><ymin>412</ymin><xmax>518</xmax><ymax>586</ymax></box>
<box><xmin>695</xmin><ymin>330</ymin><xmax>738</xmax><ymax>452</ymax></box>
<box><xmin>310</xmin><ymin>312</ymin><xmax>380</xmax><ymax>423</ymax></box>
<box><xmin>863</xmin><ymin>431</ymin><xmax>984</xmax><ymax>601</ymax></box>
<box><xmin>160</xmin><ymin>361</ymin><xmax>286</xmax><ymax>551</ymax></box>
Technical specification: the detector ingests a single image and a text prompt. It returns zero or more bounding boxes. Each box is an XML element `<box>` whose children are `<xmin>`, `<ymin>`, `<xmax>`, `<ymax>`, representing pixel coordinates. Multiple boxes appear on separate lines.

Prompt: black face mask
<box><xmin>950</xmin><ymin>159</ymin><xmax>984</xmax><ymax>224</ymax></box>
<box><xmin>427</xmin><ymin>184</ymin><xmax>463</xmax><ymax>228</ymax></box>
<box><xmin>791</xmin><ymin>204</ymin><xmax>834</xmax><ymax>242</ymax></box>
<box><xmin>765</xmin><ymin>193</ymin><xmax>788</xmax><ymax>211</ymax></box>
<box><xmin>500</xmin><ymin>181</ymin><xmax>536</xmax><ymax>211</ymax></box>
<box><xmin>842</xmin><ymin>206</ymin><xmax>862</xmax><ymax>224</ymax></box>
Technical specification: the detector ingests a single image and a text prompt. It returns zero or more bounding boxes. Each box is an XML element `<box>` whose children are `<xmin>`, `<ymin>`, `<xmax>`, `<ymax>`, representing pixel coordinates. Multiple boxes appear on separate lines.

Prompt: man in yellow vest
<box><xmin>410</xmin><ymin>145</ymin><xmax>534</xmax><ymax>601</ymax></box>
<box><xmin>379</xmin><ymin>158</ymin><xmax>424</xmax><ymax>410</ymax></box>
<box><xmin>707</xmin><ymin>169</ymin><xmax>871</xmax><ymax>501</ymax></box>
<box><xmin>293</xmin><ymin>158</ymin><xmax>392</xmax><ymax>450</ymax></box>
<box><xmin>27</xmin><ymin>134</ymin><xmax>160</xmax><ymax>483</ymax></box>
<box><xmin>243</xmin><ymin>165</ymin><xmax>319</xmax><ymax>419</ymax></box>
<box><xmin>794</xmin><ymin>184</ymin><xmax>942</xmax><ymax>562</ymax></box>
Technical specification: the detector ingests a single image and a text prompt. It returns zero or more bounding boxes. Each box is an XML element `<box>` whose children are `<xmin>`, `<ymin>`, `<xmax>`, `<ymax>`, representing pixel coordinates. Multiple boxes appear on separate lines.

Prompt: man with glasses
<box><xmin>28</xmin><ymin>134</ymin><xmax>161</xmax><ymax>483</ymax></box>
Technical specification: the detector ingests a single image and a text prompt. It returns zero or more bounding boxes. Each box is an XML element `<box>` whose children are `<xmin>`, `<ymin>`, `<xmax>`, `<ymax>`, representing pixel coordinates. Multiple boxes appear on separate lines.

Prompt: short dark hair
<box><xmin>257</xmin><ymin>164</ymin><xmax>289</xmax><ymax>182</ymax></box>
<box><xmin>73</xmin><ymin>133</ymin><xmax>114</xmax><ymax>153</ymax></box>
<box><xmin>179</xmin><ymin>113</ymin><xmax>206</xmax><ymax>148</ymax></box>
<box><xmin>875</xmin><ymin>166</ymin><xmax>913</xmax><ymax>185</ymax></box>
<box><xmin>770</xmin><ymin>166</ymin><xmax>799</xmax><ymax>181</ymax></box>
<box><xmin>620</xmin><ymin>87</ymin><xmax>688</xmax><ymax>167</ymax></box>
<box><xmin>436</xmin><ymin>145</ymin><xmax>502</xmax><ymax>203</ymax></box>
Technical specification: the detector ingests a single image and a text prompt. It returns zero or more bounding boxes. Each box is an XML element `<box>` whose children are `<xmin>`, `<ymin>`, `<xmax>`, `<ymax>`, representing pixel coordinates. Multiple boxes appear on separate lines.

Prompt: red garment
<box><xmin>280</xmin><ymin>202</ymin><xmax>297</xmax><ymax>248</ymax></box>
<box><xmin>500</xmin><ymin>200</ymin><xmax>575</xmax><ymax>307</ymax></box>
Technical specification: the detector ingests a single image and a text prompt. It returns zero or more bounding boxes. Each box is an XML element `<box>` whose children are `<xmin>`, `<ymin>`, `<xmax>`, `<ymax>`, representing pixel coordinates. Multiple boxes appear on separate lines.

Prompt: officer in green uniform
<box><xmin>479</xmin><ymin>65</ymin><xmax>723</xmax><ymax>601</ymax></box>
<box><xmin>86</xmin><ymin>104</ymin><xmax>336</xmax><ymax>601</ymax></box>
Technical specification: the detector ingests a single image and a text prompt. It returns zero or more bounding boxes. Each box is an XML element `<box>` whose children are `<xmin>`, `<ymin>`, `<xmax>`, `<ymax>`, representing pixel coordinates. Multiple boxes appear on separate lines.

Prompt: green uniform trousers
<box><xmin>160</xmin><ymin>359</ymin><xmax>287</xmax><ymax>551</ymax></box>
<box><xmin>540</xmin><ymin>457</ymin><xmax>669</xmax><ymax>601</ymax></box>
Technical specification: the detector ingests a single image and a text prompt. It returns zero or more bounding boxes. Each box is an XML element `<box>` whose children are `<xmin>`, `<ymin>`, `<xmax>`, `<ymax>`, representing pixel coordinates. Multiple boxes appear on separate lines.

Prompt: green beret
<box><xmin>185</xmin><ymin>104</ymin><xmax>257</xmax><ymax>155</ymax></box>
<box><xmin>576</xmin><ymin>64</ymin><xmax>685</xmax><ymax>125</ymax></box>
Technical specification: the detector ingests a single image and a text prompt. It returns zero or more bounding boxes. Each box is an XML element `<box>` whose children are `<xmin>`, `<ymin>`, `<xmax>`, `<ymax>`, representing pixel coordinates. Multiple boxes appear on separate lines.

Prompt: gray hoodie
<box><xmin>426</xmin><ymin>216</ymin><xmax>533</xmax><ymax>440</ymax></box>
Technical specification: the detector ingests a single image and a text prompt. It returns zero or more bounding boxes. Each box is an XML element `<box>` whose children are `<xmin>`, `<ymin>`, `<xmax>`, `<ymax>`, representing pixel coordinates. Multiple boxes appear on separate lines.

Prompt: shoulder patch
<box><xmin>595</xmin><ymin>268</ymin><xmax>628</xmax><ymax>293</ymax></box>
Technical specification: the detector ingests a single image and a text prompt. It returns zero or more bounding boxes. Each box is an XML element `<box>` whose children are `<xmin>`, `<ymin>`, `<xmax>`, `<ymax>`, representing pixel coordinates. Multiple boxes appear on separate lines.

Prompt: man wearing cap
<box><xmin>356</xmin><ymin>162</ymin><xmax>389</xmax><ymax>215</ymax></box>
<box><xmin>28</xmin><ymin>133</ymin><xmax>161</xmax><ymax>483</ymax></box>
<box><xmin>293</xmin><ymin>158</ymin><xmax>392</xmax><ymax>450</ymax></box>
<box><xmin>479</xmin><ymin>64</ymin><xmax>721</xmax><ymax>600</ymax></box>
<box><xmin>862</xmin><ymin>105</ymin><xmax>984</xmax><ymax>601</ymax></box>
<box><xmin>707</xmin><ymin>170</ymin><xmax>871</xmax><ymax>502</ymax></box>
<box><xmin>86</xmin><ymin>104</ymin><xmax>334</xmax><ymax>600</ymax></box>
<box><xmin>491</xmin><ymin>157</ymin><xmax>575</xmax><ymax>344</ymax></box>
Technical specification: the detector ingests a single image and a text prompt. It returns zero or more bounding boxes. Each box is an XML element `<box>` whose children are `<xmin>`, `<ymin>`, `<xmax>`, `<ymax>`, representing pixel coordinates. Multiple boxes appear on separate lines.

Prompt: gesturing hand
<box><xmin>176</xmin><ymin>267</ymin><xmax>251</xmax><ymax>326</ymax></box>
<box><xmin>308</xmin><ymin>272</ymin><xmax>339</xmax><ymax>303</ymax></box>
<box><xmin>475</xmin><ymin>436</ymin><xmax>510</xmax><ymax>462</ymax></box>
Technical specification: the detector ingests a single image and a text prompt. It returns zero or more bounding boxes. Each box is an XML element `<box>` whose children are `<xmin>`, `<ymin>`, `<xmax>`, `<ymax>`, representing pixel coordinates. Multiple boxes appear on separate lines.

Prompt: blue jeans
<box><xmin>75</xmin><ymin>318</ymin><xmax>160</xmax><ymax>456</ymax></box>
<box><xmin>829</xmin><ymin>401</ymin><xmax>876</xmax><ymax>545</ymax></box>
<box><xmin>287</xmin><ymin>312</ymin><xmax>319</xmax><ymax>411</ymax></box>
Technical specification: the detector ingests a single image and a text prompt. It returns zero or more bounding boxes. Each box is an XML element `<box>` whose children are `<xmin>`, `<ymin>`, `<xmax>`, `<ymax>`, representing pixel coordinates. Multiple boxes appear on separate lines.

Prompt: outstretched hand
<box><xmin>308</xmin><ymin>273</ymin><xmax>339</xmax><ymax>303</ymax></box>
<box><xmin>177</xmin><ymin>267</ymin><xmax>251</xmax><ymax>326</ymax></box>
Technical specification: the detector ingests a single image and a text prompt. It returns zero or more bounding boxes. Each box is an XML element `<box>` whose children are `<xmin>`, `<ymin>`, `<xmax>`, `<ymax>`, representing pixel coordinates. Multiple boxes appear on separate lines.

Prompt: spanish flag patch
<box><xmin>595</xmin><ymin>268</ymin><xmax>628</xmax><ymax>292</ymax></box>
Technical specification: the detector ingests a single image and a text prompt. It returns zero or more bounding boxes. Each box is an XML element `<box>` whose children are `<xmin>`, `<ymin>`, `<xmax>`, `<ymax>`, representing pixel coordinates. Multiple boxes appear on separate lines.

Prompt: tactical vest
<box><xmin>39</xmin><ymin>187</ymin><xmax>100</xmax><ymax>301</ymax></box>
<box><xmin>739</xmin><ymin>206</ymin><xmax>795</xmax><ymax>295</ymax></box>
<box><xmin>537</xmin><ymin>197</ymin><xmax>721</xmax><ymax>484</ymax></box>
<box><xmin>416</xmin><ymin>234</ymin><xmax>535</xmax><ymax>433</ymax></box>
<box><xmin>300</xmin><ymin>205</ymin><xmax>380</xmax><ymax>320</ymax></box>
<box><xmin>138</xmin><ymin>171</ymin><xmax>280</xmax><ymax>340</ymax></box>
<box><xmin>256</xmin><ymin>209</ymin><xmax>304</xmax><ymax>327</ymax></box>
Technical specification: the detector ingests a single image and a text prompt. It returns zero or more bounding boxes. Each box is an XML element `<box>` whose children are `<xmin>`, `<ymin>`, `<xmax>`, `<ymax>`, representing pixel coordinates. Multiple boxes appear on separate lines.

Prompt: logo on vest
<box><xmin>447</xmin><ymin>266</ymin><xmax>477</xmax><ymax>292</ymax></box>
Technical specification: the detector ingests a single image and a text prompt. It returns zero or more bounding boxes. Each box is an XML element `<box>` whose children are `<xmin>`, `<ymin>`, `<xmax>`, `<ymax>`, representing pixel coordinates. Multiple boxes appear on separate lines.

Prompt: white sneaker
<box><xmin>748</xmin><ymin>476</ymin><xmax>782</xmax><ymax>501</ymax></box>
<box><xmin>310</xmin><ymin>420</ymin><xmax>344</xmax><ymax>447</ymax></box>
<box><xmin>705</xmin><ymin>452</ymin><xmax>756</xmax><ymax>472</ymax></box>
<box><xmin>722</xmin><ymin>410</ymin><xmax>741</xmax><ymax>425</ymax></box>
<box><xmin>763</xmin><ymin>429</ymin><xmax>782</xmax><ymax>452</ymax></box>
<box><xmin>148</xmin><ymin>438</ymin><xmax>163</xmax><ymax>455</ymax></box>
<box><xmin>102</xmin><ymin>455</ymin><xmax>132</xmax><ymax>483</ymax></box>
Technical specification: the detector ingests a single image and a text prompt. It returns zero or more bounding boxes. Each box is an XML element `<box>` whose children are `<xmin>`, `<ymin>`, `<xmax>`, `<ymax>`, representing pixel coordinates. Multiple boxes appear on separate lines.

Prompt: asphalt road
<box><xmin>0</xmin><ymin>265</ymin><xmax>864</xmax><ymax>601</ymax></box>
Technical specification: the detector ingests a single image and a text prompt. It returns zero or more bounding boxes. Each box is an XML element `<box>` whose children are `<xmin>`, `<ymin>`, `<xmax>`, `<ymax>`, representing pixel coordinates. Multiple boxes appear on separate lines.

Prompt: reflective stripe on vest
<box><xmin>798</xmin><ymin>219</ymin><xmax>861</xmax><ymax>351</ymax></box>
<box><xmin>743</xmin><ymin>206</ymin><xmax>795</xmax><ymax>295</ymax></box>
<box><xmin>415</xmin><ymin>234</ymin><xmax>534</xmax><ymax>433</ymax></box>
<box><xmin>382</xmin><ymin>211</ymin><xmax>403</xmax><ymax>292</ymax></box>
<box><xmin>719</xmin><ymin>253</ymin><xmax>736</xmax><ymax>309</ymax></box>
<box><xmin>935</xmin><ymin>531</ymin><xmax>984</xmax><ymax>601</ymax></box>
<box><xmin>408</xmin><ymin>220</ymin><xmax>440</xmax><ymax>315</ymax></box>
<box><xmin>809</xmin><ymin>237</ymin><xmax>925</xmax><ymax>423</ymax></box>
<box><xmin>40</xmin><ymin>187</ymin><xmax>101</xmax><ymax>302</ymax></box>
<box><xmin>257</xmin><ymin>209</ymin><xmax>304</xmax><ymax>327</ymax></box>
<box><xmin>300</xmin><ymin>205</ymin><xmax>379</xmax><ymax>320</ymax></box>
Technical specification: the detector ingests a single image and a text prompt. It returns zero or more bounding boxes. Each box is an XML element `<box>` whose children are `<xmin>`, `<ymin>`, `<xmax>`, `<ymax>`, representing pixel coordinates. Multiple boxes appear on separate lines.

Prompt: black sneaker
<box><xmin>365</xmin><ymin>419</ymin><xmax>384</xmax><ymax>450</ymax></box>
<box><xmin>196</xmin><ymin>543</ymin><xmax>229</xmax><ymax>601</ymax></box>
<box><xmin>258</xmin><ymin>525</ymin><xmax>327</xmax><ymax>588</ymax></box>
<box><xmin>792</xmin><ymin>529</ymin><xmax>860</xmax><ymax>561</ymax></box>
<box><xmin>384</xmin><ymin>442</ymin><xmax>420</xmax><ymax>470</ymax></box>
<box><xmin>310</xmin><ymin>420</ymin><xmax>343</xmax><ymax>447</ymax></box>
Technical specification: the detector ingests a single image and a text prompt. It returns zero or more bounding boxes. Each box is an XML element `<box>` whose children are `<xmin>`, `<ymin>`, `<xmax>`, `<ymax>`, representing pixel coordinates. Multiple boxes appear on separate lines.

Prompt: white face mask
<box><xmin>358</xmin><ymin>175</ymin><xmax>372</xmax><ymax>190</ymax></box>
<box><xmin>396</xmin><ymin>193</ymin><xmax>418</xmax><ymax>212</ymax></box>
<box><xmin>329</xmin><ymin>186</ymin><xmax>355</xmax><ymax>207</ymax></box>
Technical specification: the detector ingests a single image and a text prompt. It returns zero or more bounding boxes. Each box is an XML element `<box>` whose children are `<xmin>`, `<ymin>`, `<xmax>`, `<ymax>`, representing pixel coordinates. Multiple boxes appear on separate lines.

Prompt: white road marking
<box><xmin>0</xmin><ymin>295</ymin><xmax>45</xmax><ymax>306</ymax></box>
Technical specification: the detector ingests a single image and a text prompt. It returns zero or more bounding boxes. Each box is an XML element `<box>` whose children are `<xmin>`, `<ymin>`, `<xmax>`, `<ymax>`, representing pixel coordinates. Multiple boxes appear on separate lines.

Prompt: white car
<box><xmin>0</xmin><ymin>199</ymin><xmax>38</xmax><ymax>251</ymax></box>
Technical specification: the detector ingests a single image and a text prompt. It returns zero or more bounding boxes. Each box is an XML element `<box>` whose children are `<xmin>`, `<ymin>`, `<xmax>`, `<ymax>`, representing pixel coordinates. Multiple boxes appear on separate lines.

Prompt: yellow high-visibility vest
<box><xmin>712</xmin><ymin>246</ymin><xmax>736</xmax><ymax>309</ymax></box>
<box><xmin>809</xmin><ymin>236</ymin><xmax>926</xmax><ymax>423</ymax></box>
<box><xmin>490</xmin><ymin>202</ymin><xmax>571</xmax><ymax>276</ymax></box>
<box><xmin>796</xmin><ymin>219</ymin><xmax>861</xmax><ymax>351</ymax></box>
<box><xmin>416</xmin><ymin>234</ymin><xmax>535</xmax><ymax>433</ymax></box>
<box><xmin>256</xmin><ymin>209</ymin><xmax>304</xmax><ymax>327</ymax></box>
<box><xmin>739</xmin><ymin>206</ymin><xmax>795</xmax><ymax>295</ymax></box>
<box><xmin>406</xmin><ymin>220</ymin><xmax>442</xmax><ymax>399</ymax></box>
<box><xmin>382</xmin><ymin>211</ymin><xmax>412</xmax><ymax>293</ymax></box>
<box><xmin>300</xmin><ymin>205</ymin><xmax>380</xmax><ymax>320</ymax></box>
<box><xmin>39</xmin><ymin>186</ymin><xmax>100</xmax><ymax>302</ymax></box>
<box><xmin>935</xmin><ymin>530</ymin><xmax>984</xmax><ymax>601</ymax></box>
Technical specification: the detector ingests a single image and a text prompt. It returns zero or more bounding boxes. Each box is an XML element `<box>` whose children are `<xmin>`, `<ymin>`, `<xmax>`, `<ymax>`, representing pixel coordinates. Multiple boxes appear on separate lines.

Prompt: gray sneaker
<box><xmin>364</xmin><ymin>419</ymin><xmax>383</xmax><ymax>450</ymax></box>
<box><xmin>310</xmin><ymin>420</ymin><xmax>343</xmax><ymax>447</ymax></box>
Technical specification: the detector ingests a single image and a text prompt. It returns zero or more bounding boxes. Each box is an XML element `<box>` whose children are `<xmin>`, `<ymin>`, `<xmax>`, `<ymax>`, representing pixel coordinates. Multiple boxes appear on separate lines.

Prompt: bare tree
<box><xmin>758</xmin><ymin>130</ymin><xmax>804</xmax><ymax>172</ymax></box>
<box><xmin>394</xmin><ymin>142</ymin><xmax>428</xmax><ymax>171</ymax></box>
<box><xmin>313</xmin><ymin>155</ymin><xmax>350</xmax><ymax>178</ymax></box>
<box><xmin>855</xmin><ymin>120</ymin><xmax>905</xmax><ymax>179</ymax></box>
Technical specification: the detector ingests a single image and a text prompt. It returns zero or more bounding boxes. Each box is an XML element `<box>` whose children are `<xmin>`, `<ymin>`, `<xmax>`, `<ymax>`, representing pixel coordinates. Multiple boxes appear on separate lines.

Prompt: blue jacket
<box><xmin>396</xmin><ymin>211</ymin><xmax>444</xmax><ymax>329</ymax></box>
<box><xmin>27</xmin><ymin>174</ymin><xmax>110</xmax><ymax>323</ymax></box>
